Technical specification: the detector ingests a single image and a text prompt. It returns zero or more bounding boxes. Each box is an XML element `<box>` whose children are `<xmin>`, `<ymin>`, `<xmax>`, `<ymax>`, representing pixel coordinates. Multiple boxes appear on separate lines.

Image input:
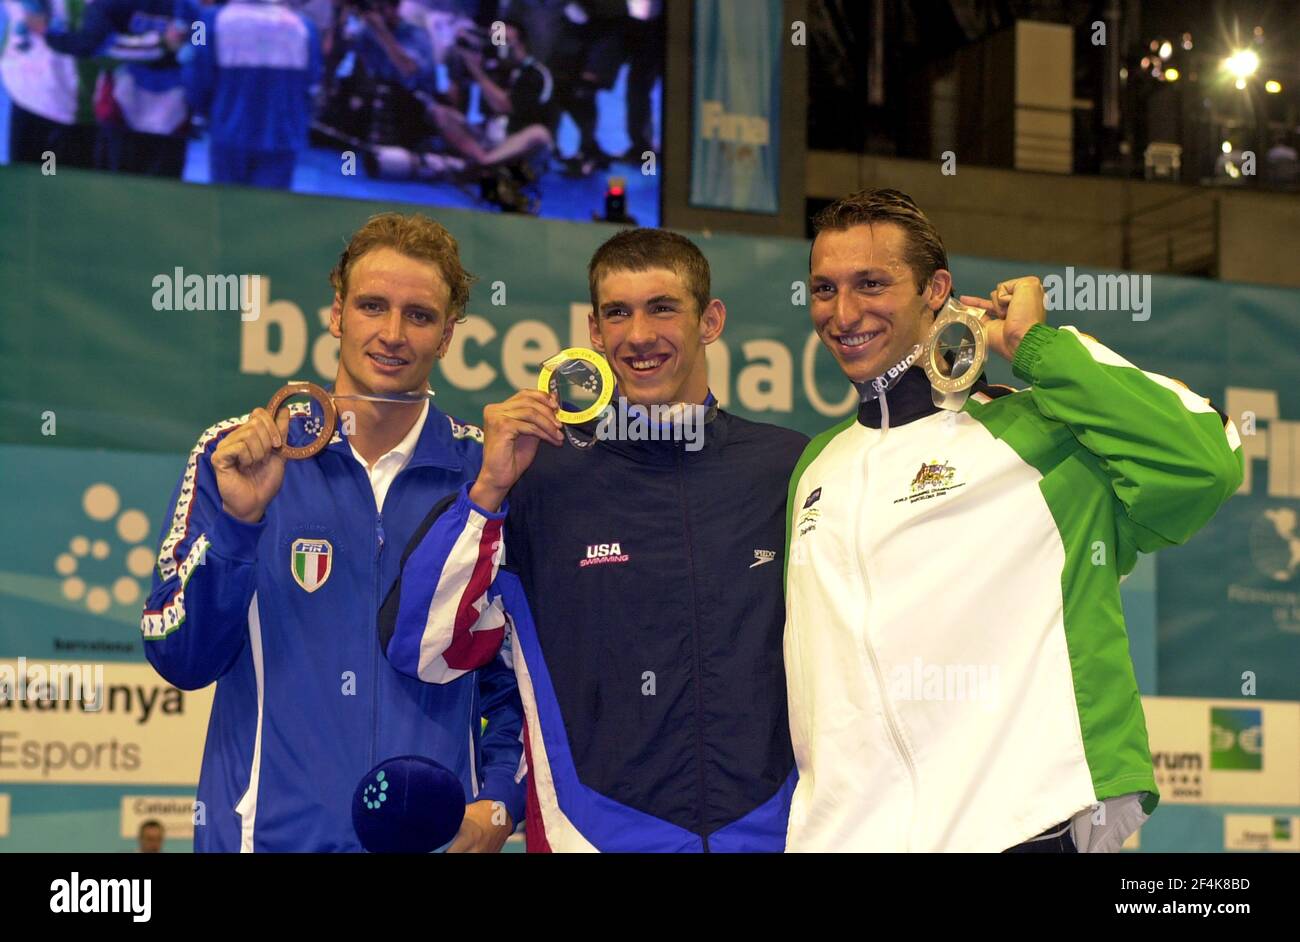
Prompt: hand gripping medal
<box><xmin>265</xmin><ymin>381</ymin><xmax>437</xmax><ymax>459</ymax></box>
<box><xmin>921</xmin><ymin>297</ymin><xmax>988</xmax><ymax>410</ymax></box>
<box><xmin>537</xmin><ymin>349</ymin><xmax>615</xmax><ymax>448</ymax></box>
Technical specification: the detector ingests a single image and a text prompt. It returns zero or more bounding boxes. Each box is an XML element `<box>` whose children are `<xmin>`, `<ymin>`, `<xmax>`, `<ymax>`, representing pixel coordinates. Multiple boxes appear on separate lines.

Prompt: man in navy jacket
<box><xmin>380</xmin><ymin>228</ymin><xmax>807</xmax><ymax>851</ymax></box>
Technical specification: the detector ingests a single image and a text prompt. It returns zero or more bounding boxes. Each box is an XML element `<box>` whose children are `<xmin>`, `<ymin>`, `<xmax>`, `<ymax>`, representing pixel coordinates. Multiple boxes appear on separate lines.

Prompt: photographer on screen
<box><xmin>426</xmin><ymin>19</ymin><xmax>554</xmax><ymax>172</ymax></box>
<box><xmin>344</xmin><ymin>0</ymin><xmax>438</xmax><ymax>94</ymax></box>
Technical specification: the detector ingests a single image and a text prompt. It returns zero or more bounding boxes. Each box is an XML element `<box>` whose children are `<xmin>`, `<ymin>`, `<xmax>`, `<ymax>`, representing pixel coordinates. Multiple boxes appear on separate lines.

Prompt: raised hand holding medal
<box><xmin>214</xmin><ymin>381</ymin><xmax>439</xmax><ymax>524</ymax></box>
<box><xmin>958</xmin><ymin>275</ymin><xmax>1048</xmax><ymax>362</ymax></box>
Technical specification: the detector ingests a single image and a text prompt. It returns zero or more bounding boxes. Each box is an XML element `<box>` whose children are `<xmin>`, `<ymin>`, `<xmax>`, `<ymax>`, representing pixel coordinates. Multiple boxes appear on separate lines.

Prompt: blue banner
<box><xmin>689</xmin><ymin>0</ymin><xmax>782</xmax><ymax>213</ymax></box>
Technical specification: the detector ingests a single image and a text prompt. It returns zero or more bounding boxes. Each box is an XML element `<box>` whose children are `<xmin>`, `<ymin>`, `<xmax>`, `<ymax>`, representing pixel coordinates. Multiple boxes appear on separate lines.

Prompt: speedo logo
<box><xmin>581</xmin><ymin>543</ymin><xmax>630</xmax><ymax>567</ymax></box>
<box><xmin>750</xmin><ymin>549</ymin><xmax>776</xmax><ymax>568</ymax></box>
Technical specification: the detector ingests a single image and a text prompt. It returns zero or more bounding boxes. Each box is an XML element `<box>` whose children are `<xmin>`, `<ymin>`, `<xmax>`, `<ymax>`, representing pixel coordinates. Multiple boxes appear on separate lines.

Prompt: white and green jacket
<box><xmin>783</xmin><ymin>324</ymin><xmax>1243</xmax><ymax>852</ymax></box>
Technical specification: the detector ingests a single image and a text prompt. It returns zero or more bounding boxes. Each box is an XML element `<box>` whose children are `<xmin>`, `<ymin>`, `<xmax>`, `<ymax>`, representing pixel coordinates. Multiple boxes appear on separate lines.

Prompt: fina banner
<box><xmin>689</xmin><ymin>0</ymin><xmax>782</xmax><ymax>213</ymax></box>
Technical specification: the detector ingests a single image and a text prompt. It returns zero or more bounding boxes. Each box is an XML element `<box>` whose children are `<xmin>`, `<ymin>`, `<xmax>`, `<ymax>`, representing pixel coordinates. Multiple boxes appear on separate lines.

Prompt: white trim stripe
<box><xmin>513</xmin><ymin>643</ymin><xmax>597</xmax><ymax>852</ymax></box>
<box><xmin>140</xmin><ymin>534</ymin><xmax>210</xmax><ymax>638</ymax></box>
<box><xmin>234</xmin><ymin>594</ymin><xmax>266</xmax><ymax>853</ymax></box>
<box><xmin>416</xmin><ymin>508</ymin><xmax>504</xmax><ymax>682</ymax></box>
<box><xmin>157</xmin><ymin>404</ymin><xmax>316</xmax><ymax>582</ymax></box>
<box><xmin>1063</xmin><ymin>326</ymin><xmax>1241</xmax><ymax>451</ymax></box>
<box><xmin>147</xmin><ymin>403</ymin><xmax>316</xmax><ymax>640</ymax></box>
<box><xmin>157</xmin><ymin>414</ymin><xmax>248</xmax><ymax>581</ymax></box>
<box><xmin>468</xmin><ymin>706</ymin><xmax>480</xmax><ymax>800</ymax></box>
<box><xmin>448</xmin><ymin>416</ymin><xmax>484</xmax><ymax>443</ymax></box>
<box><xmin>1063</xmin><ymin>327</ymin><xmax>1215</xmax><ymax>415</ymax></box>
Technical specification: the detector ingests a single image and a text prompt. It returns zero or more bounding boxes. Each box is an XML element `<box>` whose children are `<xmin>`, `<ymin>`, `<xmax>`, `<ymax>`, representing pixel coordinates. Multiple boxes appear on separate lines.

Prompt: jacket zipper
<box><xmin>370</xmin><ymin>510</ymin><xmax>383</xmax><ymax>768</ymax></box>
<box><xmin>855</xmin><ymin>428</ymin><xmax>919</xmax><ymax>847</ymax></box>
<box><xmin>675</xmin><ymin>445</ymin><xmax>710</xmax><ymax>853</ymax></box>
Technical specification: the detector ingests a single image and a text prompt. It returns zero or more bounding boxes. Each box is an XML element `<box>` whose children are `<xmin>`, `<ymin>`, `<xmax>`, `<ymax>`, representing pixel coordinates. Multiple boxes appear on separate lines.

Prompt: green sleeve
<box><xmin>1011</xmin><ymin>323</ymin><xmax>1243</xmax><ymax>552</ymax></box>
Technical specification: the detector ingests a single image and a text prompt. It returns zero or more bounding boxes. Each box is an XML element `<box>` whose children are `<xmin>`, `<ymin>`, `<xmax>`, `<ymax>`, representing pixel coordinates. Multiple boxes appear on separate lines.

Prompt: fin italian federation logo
<box><xmin>291</xmin><ymin>538</ymin><xmax>333</xmax><ymax>592</ymax></box>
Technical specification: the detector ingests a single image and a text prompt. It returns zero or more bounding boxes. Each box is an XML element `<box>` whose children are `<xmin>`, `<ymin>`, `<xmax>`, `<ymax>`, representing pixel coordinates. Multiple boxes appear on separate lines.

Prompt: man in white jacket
<box><xmin>783</xmin><ymin>188</ymin><xmax>1242</xmax><ymax>853</ymax></box>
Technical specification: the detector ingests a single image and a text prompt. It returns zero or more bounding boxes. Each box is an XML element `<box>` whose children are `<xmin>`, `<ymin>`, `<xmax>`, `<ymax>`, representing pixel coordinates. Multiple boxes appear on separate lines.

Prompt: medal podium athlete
<box><xmin>784</xmin><ymin>189</ymin><xmax>1243</xmax><ymax>852</ymax></box>
<box><xmin>379</xmin><ymin>229</ymin><xmax>808</xmax><ymax>851</ymax></box>
<box><xmin>142</xmin><ymin>213</ymin><xmax>524</xmax><ymax>852</ymax></box>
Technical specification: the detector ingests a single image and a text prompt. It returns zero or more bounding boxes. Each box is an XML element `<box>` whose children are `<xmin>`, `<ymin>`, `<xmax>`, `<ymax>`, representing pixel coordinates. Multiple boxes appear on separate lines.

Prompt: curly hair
<box><xmin>330</xmin><ymin>212</ymin><xmax>477</xmax><ymax>323</ymax></box>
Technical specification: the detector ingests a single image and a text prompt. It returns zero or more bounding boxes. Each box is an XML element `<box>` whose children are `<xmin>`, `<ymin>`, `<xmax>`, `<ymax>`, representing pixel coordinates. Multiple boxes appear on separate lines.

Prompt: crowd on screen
<box><xmin>1</xmin><ymin>0</ymin><xmax>662</xmax><ymax>201</ymax></box>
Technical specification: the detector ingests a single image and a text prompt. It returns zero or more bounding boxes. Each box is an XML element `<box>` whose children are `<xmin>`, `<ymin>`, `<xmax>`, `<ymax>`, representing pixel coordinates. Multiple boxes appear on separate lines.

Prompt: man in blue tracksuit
<box><xmin>379</xmin><ymin>228</ymin><xmax>807</xmax><ymax>851</ymax></box>
<box><xmin>182</xmin><ymin>0</ymin><xmax>320</xmax><ymax>188</ymax></box>
<box><xmin>141</xmin><ymin>212</ymin><xmax>524</xmax><ymax>852</ymax></box>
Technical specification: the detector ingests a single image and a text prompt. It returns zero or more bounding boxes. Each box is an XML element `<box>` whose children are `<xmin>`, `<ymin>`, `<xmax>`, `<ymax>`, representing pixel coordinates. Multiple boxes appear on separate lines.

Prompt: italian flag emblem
<box><xmin>291</xmin><ymin>538</ymin><xmax>333</xmax><ymax>592</ymax></box>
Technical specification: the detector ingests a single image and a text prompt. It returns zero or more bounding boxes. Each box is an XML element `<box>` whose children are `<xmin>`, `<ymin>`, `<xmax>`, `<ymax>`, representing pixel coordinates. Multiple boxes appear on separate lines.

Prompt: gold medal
<box><xmin>537</xmin><ymin>348</ymin><xmax>615</xmax><ymax>425</ymax></box>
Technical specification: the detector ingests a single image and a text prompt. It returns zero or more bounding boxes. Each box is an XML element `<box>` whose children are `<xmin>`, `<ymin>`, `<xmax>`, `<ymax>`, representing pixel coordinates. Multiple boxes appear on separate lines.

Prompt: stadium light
<box><xmin>1265</xmin><ymin>80</ymin><xmax>1282</xmax><ymax>94</ymax></box>
<box><xmin>1224</xmin><ymin>49</ymin><xmax>1260</xmax><ymax>80</ymax></box>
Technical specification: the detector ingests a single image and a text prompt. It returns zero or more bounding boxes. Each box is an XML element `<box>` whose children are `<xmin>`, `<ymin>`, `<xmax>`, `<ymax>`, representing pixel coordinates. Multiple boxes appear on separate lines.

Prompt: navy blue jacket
<box><xmin>380</xmin><ymin>407</ymin><xmax>807</xmax><ymax>851</ymax></box>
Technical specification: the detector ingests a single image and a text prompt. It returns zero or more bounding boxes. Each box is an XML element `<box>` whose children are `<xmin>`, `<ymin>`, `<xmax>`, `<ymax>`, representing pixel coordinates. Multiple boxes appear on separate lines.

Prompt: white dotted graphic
<box><xmin>112</xmin><ymin>577</ymin><xmax>140</xmax><ymax>606</ymax></box>
<box><xmin>126</xmin><ymin>546</ymin><xmax>154</xmax><ymax>578</ymax></box>
<box><xmin>55</xmin><ymin>484</ymin><xmax>153</xmax><ymax>615</ymax></box>
<box><xmin>86</xmin><ymin>587</ymin><xmax>110</xmax><ymax>614</ymax></box>
<box><xmin>116</xmin><ymin>509</ymin><xmax>150</xmax><ymax>543</ymax></box>
<box><xmin>83</xmin><ymin>483</ymin><xmax>120</xmax><ymax>521</ymax></box>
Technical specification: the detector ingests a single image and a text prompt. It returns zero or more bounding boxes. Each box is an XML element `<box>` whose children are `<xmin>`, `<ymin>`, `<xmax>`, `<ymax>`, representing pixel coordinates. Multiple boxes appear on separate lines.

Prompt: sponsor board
<box><xmin>1142</xmin><ymin>696</ymin><xmax>1300</xmax><ymax>805</ymax></box>
<box><xmin>0</xmin><ymin>661</ymin><xmax>212</xmax><ymax>785</ymax></box>
<box><xmin>120</xmin><ymin>795</ymin><xmax>197</xmax><ymax>840</ymax></box>
<box><xmin>1223</xmin><ymin>814</ymin><xmax>1300</xmax><ymax>852</ymax></box>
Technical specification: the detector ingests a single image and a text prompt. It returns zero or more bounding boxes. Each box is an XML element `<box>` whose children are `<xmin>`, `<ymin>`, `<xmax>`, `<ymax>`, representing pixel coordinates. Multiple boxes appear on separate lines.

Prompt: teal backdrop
<box><xmin>1</xmin><ymin>165</ymin><xmax>1297</xmax><ymax>851</ymax></box>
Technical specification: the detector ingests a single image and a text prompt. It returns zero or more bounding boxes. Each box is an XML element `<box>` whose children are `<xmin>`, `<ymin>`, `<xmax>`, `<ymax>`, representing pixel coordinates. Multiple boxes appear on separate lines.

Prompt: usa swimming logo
<box><xmin>581</xmin><ymin>543</ymin><xmax>629</xmax><ymax>568</ymax></box>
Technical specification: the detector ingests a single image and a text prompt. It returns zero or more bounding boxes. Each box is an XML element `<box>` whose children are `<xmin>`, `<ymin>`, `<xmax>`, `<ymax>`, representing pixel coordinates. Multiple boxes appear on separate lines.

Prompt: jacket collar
<box><xmin>856</xmin><ymin>367</ymin><xmax>992</xmax><ymax>429</ymax></box>
<box><xmin>573</xmin><ymin>392</ymin><xmax>726</xmax><ymax>465</ymax></box>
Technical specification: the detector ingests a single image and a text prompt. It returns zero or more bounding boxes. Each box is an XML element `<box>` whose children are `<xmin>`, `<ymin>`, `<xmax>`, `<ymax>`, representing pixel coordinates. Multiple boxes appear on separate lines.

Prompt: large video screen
<box><xmin>0</xmin><ymin>0</ymin><xmax>662</xmax><ymax>223</ymax></box>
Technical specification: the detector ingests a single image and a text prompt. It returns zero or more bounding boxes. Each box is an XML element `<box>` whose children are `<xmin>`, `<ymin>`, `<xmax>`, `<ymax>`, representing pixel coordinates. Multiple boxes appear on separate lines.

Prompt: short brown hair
<box><xmin>810</xmin><ymin>188</ymin><xmax>948</xmax><ymax>293</ymax></box>
<box><xmin>588</xmin><ymin>228</ymin><xmax>711</xmax><ymax>316</ymax></box>
<box><xmin>330</xmin><ymin>212</ymin><xmax>477</xmax><ymax>323</ymax></box>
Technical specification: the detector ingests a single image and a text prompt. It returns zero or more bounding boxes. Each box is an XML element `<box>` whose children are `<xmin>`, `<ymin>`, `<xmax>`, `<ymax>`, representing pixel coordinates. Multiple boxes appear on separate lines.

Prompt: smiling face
<box><xmin>588</xmin><ymin>267</ymin><xmax>724</xmax><ymax>406</ymax></box>
<box><xmin>809</xmin><ymin>223</ymin><xmax>951</xmax><ymax>385</ymax></box>
<box><xmin>329</xmin><ymin>246</ymin><xmax>456</xmax><ymax>395</ymax></box>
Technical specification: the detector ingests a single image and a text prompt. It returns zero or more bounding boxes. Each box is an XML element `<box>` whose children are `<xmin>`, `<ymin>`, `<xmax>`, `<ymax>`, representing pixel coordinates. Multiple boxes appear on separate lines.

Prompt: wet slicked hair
<box><xmin>810</xmin><ymin>188</ymin><xmax>948</xmax><ymax>293</ymax></box>
<box><xmin>330</xmin><ymin>212</ymin><xmax>477</xmax><ymax>323</ymax></box>
<box><xmin>588</xmin><ymin>228</ymin><xmax>711</xmax><ymax>316</ymax></box>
